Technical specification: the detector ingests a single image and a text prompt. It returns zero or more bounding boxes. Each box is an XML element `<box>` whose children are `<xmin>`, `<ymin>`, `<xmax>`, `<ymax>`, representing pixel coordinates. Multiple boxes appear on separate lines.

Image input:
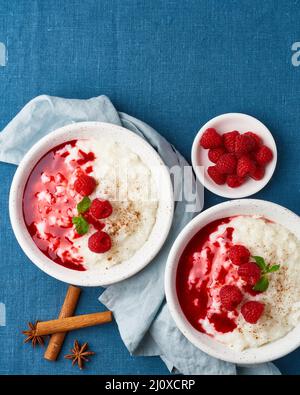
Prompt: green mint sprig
<box><xmin>253</xmin><ymin>276</ymin><xmax>269</xmax><ymax>292</ymax></box>
<box><xmin>252</xmin><ymin>256</ymin><xmax>280</xmax><ymax>292</ymax></box>
<box><xmin>252</xmin><ymin>256</ymin><xmax>280</xmax><ymax>274</ymax></box>
<box><xmin>71</xmin><ymin>197</ymin><xmax>92</xmax><ymax>235</ymax></box>
<box><xmin>72</xmin><ymin>216</ymin><xmax>89</xmax><ymax>235</ymax></box>
<box><xmin>77</xmin><ymin>196</ymin><xmax>91</xmax><ymax>214</ymax></box>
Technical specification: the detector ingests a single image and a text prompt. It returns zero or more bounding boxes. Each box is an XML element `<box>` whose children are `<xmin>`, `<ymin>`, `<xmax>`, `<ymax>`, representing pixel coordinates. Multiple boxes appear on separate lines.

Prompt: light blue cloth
<box><xmin>0</xmin><ymin>95</ymin><xmax>280</xmax><ymax>375</ymax></box>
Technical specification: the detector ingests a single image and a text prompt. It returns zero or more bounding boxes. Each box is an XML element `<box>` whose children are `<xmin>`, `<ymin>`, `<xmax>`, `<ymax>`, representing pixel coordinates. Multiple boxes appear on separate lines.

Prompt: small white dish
<box><xmin>9</xmin><ymin>122</ymin><xmax>174</xmax><ymax>287</ymax></box>
<box><xmin>165</xmin><ymin>199</ymin><xmax>300</xmax><ymax>364</ymax></box>
<box><xmin>191</xmin><ymin>113</ymin><xmax>277</xmax><ymax>199</ymax></box>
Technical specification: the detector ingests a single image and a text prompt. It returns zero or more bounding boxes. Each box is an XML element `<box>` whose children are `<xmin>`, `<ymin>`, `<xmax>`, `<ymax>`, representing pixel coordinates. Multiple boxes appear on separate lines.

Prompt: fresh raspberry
<box><xmin>88</xmin><ymin>231</ymin><xmax>112</xmax><ymax>253</ymax></box>
<box><xmin>223</xmin><ymin>130</ymin><xmax>240</xmax><ymax>153</ymax></box>
<box><xmin>226</xmin><ymin>174</ymin><xmax>245</xmax><ymax>188</ymax></box>
<box><xmin>200</xmin><ymin>128</ymin><xmax>223</xmax><ymax>149</ymax></box>
<box><xmin>241</xmin><ymin>301</ymin><xmax>265</xmax><ymax>324</ymax></box>
<box><xmin>228</xmin><ymin>244</ymin><xmax>250</xmax><ymax>266</ymax></box>
<box><xmin>250</xmin><ymin>165</ymin><xmax>265</xmax><ymax>181</ymax></box>
<box><xmin>244</xmin><ymin>132</ymin><xmax>262</xmax><ymax>151</ymax></box>
<box><xmin>255</xmin><ymin>145</ymin><xmax>273</xmax><ymax>165</ymax></box>
<box><xmin>219</xmin><ymin>285</ymin><xmax>243</xmax><ymax>311</ymax></box>
<box><xmin>208</xmin><ymin>147</ymin><xmax>225</xmax><ymax>163</ymax></box>
<box><xmin>207</xmin><ymin>166</ymin><xmax>226</xmax><ymax>185</ymax></box>
<box><xmin>238</xmin><ymin>262</ymin><xmax>261</xmax><ymax>286</ymax></box>
<box><xmin>90</xmin><ymin>199</ymin><xmax>113</xmax><ymax>219</ymax></box>
<box><xmin>237</xmin><ymin>155</ymin><xmax>256</xmax><ymax>178</ymax></box>
<box><xmin>234</xmin><ymin>134</ymin><xmax>256</xmax><ymax>157</ymax></box>
<box><xmin>215</xmin><ymin>153</ymin><xmax>237</xmax><ymax>175</ymax></box>
<box><xmin>74</xmin><ymin>174</ymin><xmax>96</xmax><ymax>196</ymax></box>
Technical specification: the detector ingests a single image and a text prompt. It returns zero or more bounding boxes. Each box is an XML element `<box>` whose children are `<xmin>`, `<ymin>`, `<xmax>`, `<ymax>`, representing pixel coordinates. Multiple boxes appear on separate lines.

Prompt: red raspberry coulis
<box><xmin>23</xmin><ymin>140</ymin><xmax>96</xmax><ymax>271</ymax></box>
<box><xmin>176</xmin><ymin>218</ymin><xmax>239</xmax><ymax>334</ymax></box>
<box><xmin>77</xmin><ymin>149</ymin><xmax>95</xmax><ymax>165</ymax></box>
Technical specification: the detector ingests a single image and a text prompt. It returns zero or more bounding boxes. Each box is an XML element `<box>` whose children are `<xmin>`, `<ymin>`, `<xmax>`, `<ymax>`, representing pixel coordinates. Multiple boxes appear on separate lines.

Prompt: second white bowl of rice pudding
<box><xmin>9</xmin><ymin>122</ymin><xmax>174</xmax><ymax>286</ymax></box>
<box><xmin>165</xmin><ymin>199</ymin><xmax>300</xmax><ymax>364</ymax></box>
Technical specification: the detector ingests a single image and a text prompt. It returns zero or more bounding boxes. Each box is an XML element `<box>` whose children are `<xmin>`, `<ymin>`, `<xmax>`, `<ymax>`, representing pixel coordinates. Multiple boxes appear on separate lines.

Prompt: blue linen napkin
<box><xmin>0</xmin><ymin>94</ymin><xmax>280</xmax><ymax>375</ymax></box>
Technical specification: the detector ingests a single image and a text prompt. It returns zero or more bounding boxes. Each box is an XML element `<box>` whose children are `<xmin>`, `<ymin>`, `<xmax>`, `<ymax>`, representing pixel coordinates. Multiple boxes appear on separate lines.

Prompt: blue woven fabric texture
<box><xmin>0</xmin><ymin>0</ymin><xmax>300</xmax><ymax>374</ymax></box>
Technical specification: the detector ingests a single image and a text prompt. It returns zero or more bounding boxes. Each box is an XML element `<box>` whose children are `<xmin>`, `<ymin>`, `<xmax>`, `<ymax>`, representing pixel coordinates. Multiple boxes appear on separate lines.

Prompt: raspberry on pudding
<box><xmin>23</xmin><ymin>138</ymin><xmax>158</xmax><ymax>272</ymax></box>
<box><xmin>176</xmin><ymin>215</ymin><xmax>300</xmax><ymax>350</ymax></box>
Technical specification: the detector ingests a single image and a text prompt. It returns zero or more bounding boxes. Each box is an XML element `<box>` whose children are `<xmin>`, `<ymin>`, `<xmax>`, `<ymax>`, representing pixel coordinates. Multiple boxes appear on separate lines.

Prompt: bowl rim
<box><xmin>165</xmin><ymin>198</ymin><xmax>300</xmax><ymax>364</ymax></box>
<box><xmin>9</xmin><ymin>121</ymin><xmax>174</xmax><ymax>287</ymax></box>
<box><xmin>191</xmin><ymin>112</ymin><xmax>277</xmax><ymax>199</ymax></box>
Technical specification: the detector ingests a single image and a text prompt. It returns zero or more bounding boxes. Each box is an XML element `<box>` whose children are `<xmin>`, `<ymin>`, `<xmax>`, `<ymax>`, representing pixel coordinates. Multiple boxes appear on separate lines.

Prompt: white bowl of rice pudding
<box><xmin>9</xmin><ymin>122</ymin><xmax>174</xmax><ymax>286</ymax></box>
<box><xmin>165</xmin><ymin>199</ymin><xmax>300</xmax><ymax>364</ymax></box>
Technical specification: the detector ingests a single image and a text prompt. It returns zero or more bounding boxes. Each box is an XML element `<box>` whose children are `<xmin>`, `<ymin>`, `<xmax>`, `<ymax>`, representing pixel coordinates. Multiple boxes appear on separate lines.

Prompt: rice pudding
<box><xmin>23</xmin><ymin>138</ymin><xmax>158</xmax><ymax>271</ymax></box>
<box><xmin>176</xmin><ymin>215</ymin><xmax>300</xmax><ymax>350</ymax></box>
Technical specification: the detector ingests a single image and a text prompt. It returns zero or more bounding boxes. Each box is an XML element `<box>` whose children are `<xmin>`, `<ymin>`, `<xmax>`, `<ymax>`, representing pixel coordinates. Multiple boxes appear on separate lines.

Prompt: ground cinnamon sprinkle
<box><xmin>107</xmin><ymin>201</ymin><xmax>141</xmax><ymax>237</ymax></box>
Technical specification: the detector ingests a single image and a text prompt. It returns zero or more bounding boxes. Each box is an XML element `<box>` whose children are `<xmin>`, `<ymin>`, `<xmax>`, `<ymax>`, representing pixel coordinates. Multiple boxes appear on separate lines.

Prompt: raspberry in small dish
<box><xmin>191</xmin><ymin>113</ymin><xmax>277</xmax><ymax>199</ymax></box>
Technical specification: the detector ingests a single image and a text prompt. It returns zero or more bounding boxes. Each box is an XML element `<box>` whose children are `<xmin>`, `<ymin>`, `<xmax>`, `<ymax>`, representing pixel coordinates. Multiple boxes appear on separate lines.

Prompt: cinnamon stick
<box><xmin>36</xmin><ymin>311</ymin><xmax>112</xmax><ymax>336</ymax></box>
<box><xmin>44</xmin><ymin>285</ymin><xmax>81</xmax><ymax>361</ymax></box>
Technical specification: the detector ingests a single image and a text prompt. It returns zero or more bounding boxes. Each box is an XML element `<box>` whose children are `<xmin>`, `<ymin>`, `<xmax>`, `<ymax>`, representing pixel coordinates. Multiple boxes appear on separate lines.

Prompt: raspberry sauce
<box><xmin>22</xmin><ymin>140</ymin><xmax>95</xmax><ymax>271</ymax></box>
<box><xmin>176</xmin><ymin>218</ymin><xmax>239</xmax><ymax>334</ymax></box>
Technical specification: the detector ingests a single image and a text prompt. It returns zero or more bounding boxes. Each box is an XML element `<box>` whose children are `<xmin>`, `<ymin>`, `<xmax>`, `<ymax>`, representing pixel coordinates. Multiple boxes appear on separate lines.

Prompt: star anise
<box><xmin>22</xmin><ymin>321</ymin><xmax>45</xmax><ymax>347</ymax></box>
<box><xmin>64</xmin><ymin>340</ymin><xmax>95</xmax><ymax>370</ymax></box>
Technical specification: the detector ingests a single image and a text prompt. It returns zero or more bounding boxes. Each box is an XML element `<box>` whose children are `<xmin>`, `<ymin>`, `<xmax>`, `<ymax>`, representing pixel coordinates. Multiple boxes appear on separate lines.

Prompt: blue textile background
<box><xmin>0</xmin><ymin>0</ymin><xmax>300</xmax><ymax>375</ymax></box>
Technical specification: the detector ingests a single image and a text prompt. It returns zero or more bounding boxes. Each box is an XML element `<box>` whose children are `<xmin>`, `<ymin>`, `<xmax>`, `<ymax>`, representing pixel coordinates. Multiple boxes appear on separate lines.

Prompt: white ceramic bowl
<box><xmin>165</xmin><ymin>199</ymin><xmax>300</xmax><ymax>364</ymax></box>
<box><xmin>9</xmin><ymin>122</ymin><xmax>174</xmax><ymax>287</ymax></box>
<box><xmin>191</xmin><ymin>113</ymin><xmax>277</xmax><ymax>199</ymax></box>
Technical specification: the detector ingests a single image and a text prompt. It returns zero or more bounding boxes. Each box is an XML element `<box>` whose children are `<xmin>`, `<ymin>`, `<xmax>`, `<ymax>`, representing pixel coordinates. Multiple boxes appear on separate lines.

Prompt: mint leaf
<box><xmin>267</xmin><ymin>264</ymin><xmax>280</xmax><ymax>273</ymax></box>
<box><xmin>253</xmin><ymin>276</ymin><xmax>269</xmax><ymax>292</ymax></box>
<box><xmin>72</xmin><ymin>216</ymin><xmax>89</xmax><ymax>235</ymax></box>
<box><xmin>252</xmin><ymin>256</ymin><xmax>267</xmax><ymax>271</ymax></box>
<box><xmin>77</xmin><ymin>196</ymin><xmax>91</xmax><ymax>214</ymax></box>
